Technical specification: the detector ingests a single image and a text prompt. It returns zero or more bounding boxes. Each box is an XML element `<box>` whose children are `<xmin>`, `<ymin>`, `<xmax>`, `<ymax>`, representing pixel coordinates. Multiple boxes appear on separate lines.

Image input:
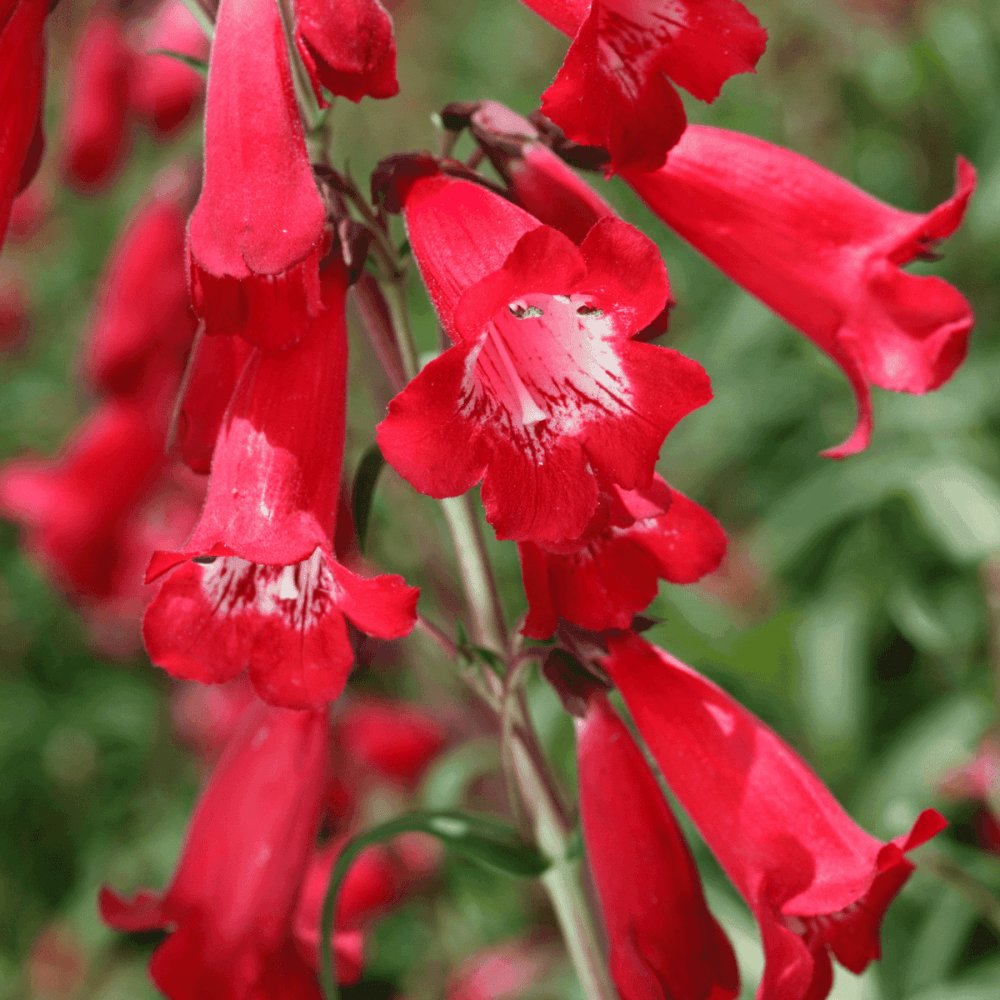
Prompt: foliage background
<box><xmin>2</xmin><ymin>0</ymin><xmax>1000</xmax><ymax>998</ymax></box>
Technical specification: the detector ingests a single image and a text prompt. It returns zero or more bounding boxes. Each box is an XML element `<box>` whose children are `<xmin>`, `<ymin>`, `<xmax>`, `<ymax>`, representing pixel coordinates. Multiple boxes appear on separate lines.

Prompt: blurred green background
<box><xmin>3</xmin><ymin>0</ymin><xmax>1000</xmax><ymax>998</ymax></box>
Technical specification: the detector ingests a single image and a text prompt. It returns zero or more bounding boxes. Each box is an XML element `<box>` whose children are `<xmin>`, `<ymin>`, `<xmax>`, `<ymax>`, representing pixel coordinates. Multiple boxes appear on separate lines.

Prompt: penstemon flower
<box><xmin>143</xmin><ymin>259</ymin><xmax>418</xmax><ymax>708</ymax></box>
<box><xmin>377</xmin><ymin>168</ymin><xmax>710</xmax><ymax>544</ymax></box>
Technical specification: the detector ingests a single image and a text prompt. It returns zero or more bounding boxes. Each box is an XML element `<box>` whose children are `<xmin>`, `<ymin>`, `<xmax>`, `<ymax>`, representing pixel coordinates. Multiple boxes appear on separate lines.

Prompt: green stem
<box><xmin>511</xmin><ymin>739</ymin><xmax>616</xmax><ymax>1000</ymax></box>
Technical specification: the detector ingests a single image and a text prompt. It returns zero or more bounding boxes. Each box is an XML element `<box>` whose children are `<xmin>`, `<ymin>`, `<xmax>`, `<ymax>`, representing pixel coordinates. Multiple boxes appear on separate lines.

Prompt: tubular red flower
<box><xmin>377</xmin><ymin>174</ymin><xmax>710</xmax><ymax>544</ymax></box>
<box><xmin>624</xmin><ymin>126</ymin><xmax>976</xmax><ymax>458</ymax></box>
<box><xmin>0</xmin><ymin>0</ymin><xmax>48</xmax><ymax>250</ymax></box>
<box><xmin>130</xmin><ymin>0</ymin><xmax>208</xmax><ymax>137</ymax></box>
<box><xmin>187</xmin><ymin>0</ymin><xmax>327</xmax><ymax>350</ymax></box>
<box><xmin>602</xmin><ymin>631</ymin><xmax>947</xmax><ymax>1000</ymax></box>
<box><xmin>578</xmin><ymin>691</ymin><xmax>739</xmax><ymax>1000</ymax></box>
<box><xmin>519</xmin><ymin>476</ymin><xmax>726</xmax><ymax>638</ymax></box>
<box><xmin>143</xmin><ymin>263</ymin><xmax>418</xmax><ymax>708</ymax></box>
<box><xmin>100</xmin><ymin>699</ymin><xmax>342</xmax><ymax>1000</ymax></box>
<box><xmin>86</xmin><ymin>173</ymin><xmax>197</xmax><ymax>395</ymax></box>
<box><xmin>61</xmin><ymin>9</ymin><xmax>133</xmax><ymax>191</ymax></box>
<box><xmin>293</xmin><ymin>0</ymin><xmax>398</xmax><ymax>104</ymax></box>
<box><xmin>520</xmin><ymin>0</ymin><xmax>766</xmax><ymax>173</ymax></box>
<box><xmin>0</xmin><ymin>393</ymin><xmax>169</xmax><ymax>598</ymax></box>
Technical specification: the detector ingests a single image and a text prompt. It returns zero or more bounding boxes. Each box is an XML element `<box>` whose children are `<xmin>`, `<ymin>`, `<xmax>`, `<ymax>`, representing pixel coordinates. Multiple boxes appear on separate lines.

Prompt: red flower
<box><xmin>0</xmin><ymin>0</ymin><xmax>48</xmax><ymax>250</ymax></box>
<box><xmin>187</xmin><ymin>0</ymin><xmax>327</xmax><ymax>350</ymax></box>
<box><xmin>143</xmin><ymin>263</ymin><xmax>418</xmax><ymax>708</ymax></box>
<box><xmin>938</xmin><ymin>737</ymin><xmax>1000</xmax><ymax>858</ymax></box>
<box><xmin>61</xmin><ymin>9</ymin><xmax>133</xmax><ymax>191</ymax></box>
<box><xmin>100</xmin><ymin>699</ymin><xmax>345</xmax><ymax>1000</ymax></box>
<box><xmin>602</xmin><ymin>631</ymin><xmax>946</xmax><ymax>1000</ymax></box>
<box><xmin>578</xmin><ymin>691</ymin><xmax>739</xmax><ymax>1000</ymax></box>
<box><xmin>520</xmin><ymin>0</ymin><xmax>766</xmax><ymax>173</ymax></box>
<box><xmin>293</xmin><ymin>0</ymin><xmax>398</xmax><ymax>104</ymax></box>
<box><xmin>519</xmin><ymin>476</ymin><xmax>725</xmax><ymax>638</ymax></box>
<box><xmin>130</xmin><ymin>0</ymin><xmax>209</xmax><ymax>137</ymax></box>
<box><xmin>624</xmin><ymin>126</ymin><xmax>976</xmax><ymax>457</ymax></box>
<box><xmin>85</xmin><ymin>170</ymin><xmax>197</xmax><ymax>395</ymax></box>
<box><xmin>377</xmin><ymin>173</ymin><xmax>710</xmax><ymax>544</ymax></box>
<box><xmin>337</xmin><ymin>698</ymin><xmax>448</xmax><ymax>787</ymax></box>
<box><xmin>0</xmin><ymin>393</ymin><xmax>169</xmax><ymax>598</ymax></box>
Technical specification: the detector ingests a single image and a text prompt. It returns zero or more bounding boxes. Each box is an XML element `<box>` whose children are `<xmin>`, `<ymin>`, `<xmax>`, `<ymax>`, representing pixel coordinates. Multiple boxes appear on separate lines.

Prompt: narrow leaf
<box><xmin>319</xmin><ymin>810</ymin><xmax>549</xmax><ymax>1000</ymax></box>
<box><xmin>352</xmin><ymin>444</ymin><xmax>386</xmax><ymax>553</ymax></box>
<box><xmin>147</xmin><ymin>49</ymin><xmax>209</xmax><ymax>76</ymax></box>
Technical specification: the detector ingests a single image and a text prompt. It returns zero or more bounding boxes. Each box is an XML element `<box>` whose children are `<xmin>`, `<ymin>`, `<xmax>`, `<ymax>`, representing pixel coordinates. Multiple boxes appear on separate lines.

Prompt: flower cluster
<box><xmin>0</xmin><ymin>0</ymin><xmax>980</xmax><ymax>998</ymax></box>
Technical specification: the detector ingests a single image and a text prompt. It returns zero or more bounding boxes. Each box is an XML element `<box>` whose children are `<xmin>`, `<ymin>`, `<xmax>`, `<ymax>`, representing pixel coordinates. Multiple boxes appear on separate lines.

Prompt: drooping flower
<box><xmin>624</xmin><ymin>126</ymin><xmax>976</xmax><ymax>457</ymax></box>
<box><xmin>99</xmin><ymin>698</ymin><xmax>350</xmax><ymax>999</ymax></box>
<box><xmin>186</xmin><ymin>0</ymin><xmax>328</xmax><ymax>350</ymax></box>
<box><xmin>130</xmin><ymin>0</ymin><xmax>209</xmax><ymax>137</ymax></box>
<box><xmin>144</xmin><ymin>261</ymin><xmax>418</xmax><ymax>709</ymax></box>
<box><xmin>61</xmin><ymin>8</ymin><xmax>133</xmax><ymax>191</ymax></box>
<box><xmin>518</xmin><ymin>0</ymin><xmax>766</xmax><ymax>173</ymax></box>
<box><xmin>85</xmin><ymin>169</ymin><xmax>197</xmax><ymax>395</ymax></box>
<box><xmin>293</xmin><ymin>0</ymin><xmax>398</xmax><ymax>104</ymax></box>
<box><xmin>602</xmin><ymin>631</ymin><xmax>947</xmax><ymax>1000</ymax></box>
<box><xmin>0</xmin><ymin>392</ymin><xmax>170</xmax><ymax>598</ymax></box>
<box><xmin>0</xmin><ymin>0</ymin><xmax>48</xmax><ymax>250</ymax></box>
<box><xmin>376</xmin><ymin>171</ymin><xmax>710</xmax><ymax>545</ymax></box>
<box><xmin>519</xmin><ymin>476</ymin><xmax>726</xmax><ymax>638</ymax></box>
<box><xmin>577</xmin><ymin>690</ymin><xmax>739</xmax><ymax>1000</ymax></box>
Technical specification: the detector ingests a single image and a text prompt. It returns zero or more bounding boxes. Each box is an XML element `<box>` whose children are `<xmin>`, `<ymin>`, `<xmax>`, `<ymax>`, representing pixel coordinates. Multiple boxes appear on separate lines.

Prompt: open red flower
<box><xmin>624</xmin><ymin>126</ymin><xmax>976</xmax><ymax>457</ymax></box>
<box><xmin>85</xmin><ymin>170</ymin><xmax>196</xmax><ymax>395</ymax></box>
<box><xmin>377</xmin><ymin>173</ymin><xmax>710</xmax><ymax>545</ymax></box>
<box><xmin>578</xmin><ymin>691</ymin><xmax>739</xmax><ymax>1000</ymax></box>
<box><xmin>603</xmin><ymin>631</ymin><xmax>947</xmax><ymax>1000</ymax></box>
<box><xmin>293</xmin><ymin>0</ymin><xmax>398</xmax><ymax>104</ymax></box>
<box><xmin>187</xmin><ymin>0</ymin><xmax>327</xmax><ymax>350</ymax></box>
<box><xmin>0</xmin><ymin>0</ymin><xmax>48</xmax><ymax>250</ymax></box>
<box><xmin>144</xmin><ymin>262</ymin><xmax>418</xmax><ymax>708</ymax></box>
<box><xmin>61</xmin><ymin>8</ymin><xmax>133</xmax><ymax>191</ymax></box>
<box><xmin>519</xmin><ymin>0</ymin><xmax>766</xmax><ymax>173</ymax></box>
<box><xmin>519</xmin><ymin>476</ymin><xmax>725</xmax><ymax>638</ymax></box>
<box><xmin>130</xmin><ymin>0</ymin><xmax>209</xmax><ymax>137</ymax></box>
<box><xmin>100</xmin><ymin>698</ymin><xmax>349</xmax><ymax>999</ymax></box>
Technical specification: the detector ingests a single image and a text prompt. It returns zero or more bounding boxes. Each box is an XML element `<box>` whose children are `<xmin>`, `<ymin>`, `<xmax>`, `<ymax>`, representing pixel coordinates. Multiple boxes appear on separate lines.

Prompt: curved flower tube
<box><xmin>578</xmin><ymin>691</ymin><xmax>739</xmax><ymax>1000</ymax></box>
<box><xmin>144</xmin><ymin>263</ymin><xmax>418</xmax><ymax>708</ymax></box>
<box><xmin>624</xmin><ymin>126</ymin><xmax>976</xmax><ymax>457</ymax></box>
<box><xmin>99</xmin><ymin>699</ymin><xmax>358</xmax><ymax>999</ymax></box>
<box><xmin>603</xmin><ymin>631</ymin><xmax>947</xmax><ymax>1000</ymax></box>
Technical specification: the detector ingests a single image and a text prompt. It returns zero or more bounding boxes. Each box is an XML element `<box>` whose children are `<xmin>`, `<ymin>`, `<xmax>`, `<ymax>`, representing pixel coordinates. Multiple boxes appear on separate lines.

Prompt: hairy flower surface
<box><xmin>100</xmin><ymin>699</ymin><xmax>348</xmax><ymax>999</ymax></box>
<box><xmin>519</xmin><ymin>476</ymin><xmax>725</xmax><ymax>637</ymax></box>
<box><xmin>578</xmin><ymin>691</ymin><xmax>740</xmax><ymax>1000</ymax></box>
<box><xmin>603</xmin><ymin>632</ymin><xmax>946</xmax><ymax>1000</ymax></box>
<box><xmin>520</xmin><ymin>0</ymin><xmax>766</xmax><ymax>172</ymax></box>
<box><xmin>293</xmin><ymin>0</ymin><xmax>398</xmax><ymax>104</ymax></box>
<box><xmin>377</xmin><ymin>173</ymin><xmax>710</xmax><ymax>544</ymax></box>
<box><xmin>0</xmin><ymin>0</ymin><xmax>48</xmax><ymax>249</ymax></box>
<box><xmin>144</xmin><ymin>263</ymin><xmax>417</xmax><ymax>708</ymax></box>
<box><xmin>187</xmin><ymin>0</ymin><xmax>327</xmax><ymax>350</ymax></box>
<box><xmin>625</xmin><ymin>126</ymin><xmax>976</xmax><ymax>457</ymax></box>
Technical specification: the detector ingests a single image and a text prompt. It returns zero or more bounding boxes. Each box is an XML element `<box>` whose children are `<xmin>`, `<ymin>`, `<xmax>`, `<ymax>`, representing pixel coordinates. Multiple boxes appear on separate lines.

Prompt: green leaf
<box><xmin>351</xmin><ymin>444</ymin><xmax>385</xmax><ymax>553</ymax></box>
<box><xmin>147</xmin><ymin>49</ymin><xmax>209</xmax><ymax>77</ymax></box>
<box><xmin>319</xmin><ymin>810</ymin><xmax>549</xmax><ymax>1000</ymax></box>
